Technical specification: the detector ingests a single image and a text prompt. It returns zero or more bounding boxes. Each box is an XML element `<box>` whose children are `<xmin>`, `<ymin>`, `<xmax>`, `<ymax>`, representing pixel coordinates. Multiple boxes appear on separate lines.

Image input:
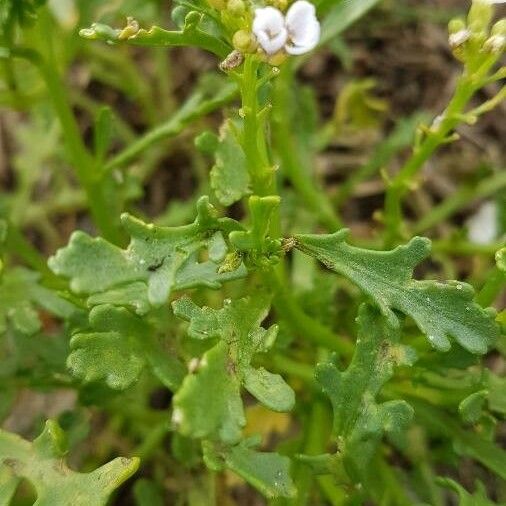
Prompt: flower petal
<box><xmin>253</xmin><ymin>7</ymin><xmax>288</xmax><ymax>54</ymax></box>
<box><xmin>285</xmin><ymin>0</ymin><xmax>320</xmax><ymax>55</ymax></box>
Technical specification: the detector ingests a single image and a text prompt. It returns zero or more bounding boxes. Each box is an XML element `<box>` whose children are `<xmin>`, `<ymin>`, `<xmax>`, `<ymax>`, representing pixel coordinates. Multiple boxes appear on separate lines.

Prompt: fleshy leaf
<box><xmin>68</xmin><ymin>304</ymin><xmax>185</xmax><ymax>390</ymax></box>
<box><xmin>315</xmin><ymin>305</ymin><xmax>415</xmax><ymax>481</ymax></box>
<box><xmin>0</xmin><ymin>267</ymin><xmax>76</xmax><ymax>335</ymax></box>
<box><xmin>79</xmin><ymin>11</ymin><xmax>230</xmax><ymax>57</ymax></box>
<box><xmin>0</xmin><ymin>420</ymin><xmax>138</xmax><ymax>506</ymax></box>
<box><xmin>172</xmin><ymin>295</ymin><xmax>294</xmax><ymax>443</ymax></box>
<box><xmin>243</xmin><ymin>367</ymin><xmax>295</xmax><ymax>413</ymax></box>
<box><xmin>210</xmin><ymin>120</ymin><xmax>250</xmax><ymax>206</ymax></box>
<box><xmin>459</xmin><ymin>390</ymin><xmax>488</xmax><ymax>424</ymax></box>
<box><xmin>49</xmin><ymin>197</ymin><xmax>246</xmax><ymax>314</ymax></box>
<box><xmin>224</xmin><ymin>441</ymin><xmax>296</xmax><ymax>499</ymax></box>
<box><xmin>172</xmin><ymin>340</ymin><xmax>245</xmax><ymax>444</ymax></box>
<box><xmin>296</xmin><ymin>231</ymin><xmax>498</xmax><ymax>353</ymax></box>
<box><xmin>437</xmin><ymin>478</ymin><xmax>496</xmax><ymax>505</ymax></box>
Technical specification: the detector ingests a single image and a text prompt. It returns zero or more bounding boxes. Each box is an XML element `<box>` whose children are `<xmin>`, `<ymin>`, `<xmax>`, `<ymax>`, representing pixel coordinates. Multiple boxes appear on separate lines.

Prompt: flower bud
<box><xmin>483</xmin><ymin>19</ymin><xmax>506</xmax><ymax>52</ymax></box>
<box><xmin>266</xmin><ymin>51</ymin><xmax>287</xmax><ymax>66</ymax></box>
<box><xmin>227</xmin><ymin>0</ymin><xmax>245</xmax><ymax>15</ymax></box>
<box><xmin>468</xmin><ymin>0</ymin><xmax>493</xmax><ymax>34</ymax></box>
<box><xmin>448</xmin><ymin>18</ymin><xmax>471</xmax><ymax>49</ymax></box>
<box><xmin>233</xmin><ymin>30</ymin><xmax>257</xmax><ymax>52</ymax></box>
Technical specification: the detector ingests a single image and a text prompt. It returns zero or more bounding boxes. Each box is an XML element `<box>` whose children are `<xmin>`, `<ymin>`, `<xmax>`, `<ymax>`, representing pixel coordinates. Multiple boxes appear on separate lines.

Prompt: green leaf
<box><xmin>0</xmin><ymin>420</ymin><xmax>138</xmax><ymax>506</ymax></box>
<box><xmin>224</xmin><ymin>441</ymin><xmax>296</xmax><ymax>499</ymax></box>
<box><xmin>210</xmin><ymin>120</ymin><xmax>250</xmax><ymax>206</ymax></box>
<box><xmin>0</xmin><ymin>267</ymin><xmax>76</xmax><ymax>335</ymax></box>
<box><xmin>172</xmin><ymin>295</ymin><xmax>294</xmax><ymax>443</ymax></box>
<box><xmin>437</xmin><ymin>478</ymin><xmax>496</xmax><ymax>505</ymax></box>
<box><xmin>93</xmin><ymin>106</ymin><xmax>114</xmax><ymax>163</ymax></box>
<box><xmin>79</xmin><ymin>12</ymin><xmax>230</xmax><ymax>57</ymax></box>
<box><xmin>172</xmin><ymin>340</ymin><xmax>244</xmax><ymax>444</ymax></box>
<box><xmin>49</xmin><ymin>197</ymin><xmax>246</xmax><ymax>314</ymax></box>
<box><xmin>459</xmin><ymin>390</ymin><xmax>488</xmax><ymax>424</ymax></box>
<box><xmin>485</xmin><ymin>371</ymin><xmax>506</xmax><ymax>416</ymax></box>
<box><xmin>68</xmin><ymin>304</ymin><xmax>185</xmax><ymax>390</ymax></box>
<box><xmin>243</xmin><ymin>367</ymin><xmax>295</xmax><ymax>413</ymax></box>
<box><xmin>296</xmin><ymin>231</ymin><xmax>498</xmax><ymax>353</ymax></box>
<box><xmin>315</xmin><ymin>305</ymin><xmax>415</xmax><ymax>480</ymax></box>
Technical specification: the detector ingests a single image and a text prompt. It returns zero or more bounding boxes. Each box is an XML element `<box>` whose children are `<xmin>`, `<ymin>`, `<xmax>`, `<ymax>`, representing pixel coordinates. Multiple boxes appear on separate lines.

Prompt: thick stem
<box><xmin>240</xmin><ymin>56</ymin><xmax>275</xmax><ymax>198</ymax></box>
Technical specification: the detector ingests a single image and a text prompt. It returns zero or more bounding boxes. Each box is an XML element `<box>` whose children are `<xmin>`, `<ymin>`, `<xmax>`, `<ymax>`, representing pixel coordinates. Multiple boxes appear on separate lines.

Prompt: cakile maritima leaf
<box><xmin>315</xmin><ymin>304</ymin><xmax>415</xmax><ymax>482</ymax></box>
<box><xmin>296</xmin><ymin>230</ymin><xmax>498</xmax><ymax>354</ymax></box>
<box><xmin>171</xmin><ymin>294</ymin><xmax>294</xmax><ymax>444</ymax></box>
<box><xmin>0</xmin><ymin>267</ymin><xmax>76</xmax><ymax>335</ymax></box>
<box><xmin>68</xmin><ymin>304</ymin><xmax>185</xmax><ymax>390</ymax></box>
<box><xmin>48</xmin><ymin>197</ymin><xmax>247</xmax><ymax>314</ymax></box>
<box><xmin>0</xmin><ymin>420</ymin><xmax>138</xmax><ymax>506</ymax></box>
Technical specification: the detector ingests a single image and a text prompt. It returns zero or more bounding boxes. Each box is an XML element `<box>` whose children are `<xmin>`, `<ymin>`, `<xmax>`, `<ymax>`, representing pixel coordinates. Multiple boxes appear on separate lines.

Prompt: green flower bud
<box><xmin>233</xmin><ymin>30</ymin><xmax>257</xmax><ymax>53</ymax></box>
<box><xmin>227</xmin><ymin>0</ymin><xmax>245</xmax><ymax>15</ymax></box>
<box><xmin>266</xmin><ymin>51</ymin><xmax>287</xmax><ymax>66</ymax></box>
<box><xmin>468</xmin><ymin>0</ymin><xmax>493</xmax><ymax>34</ymax></box>
<box><xmin>483</xmin><ymin>19</ymin><xmax>506</xmax><ymax>53</ymax></box>
<box><xmin>448</xmin><ymin>18</ymin><xmax>471</xmax><ymax>49</ymax></box>
<box><xmin>491</xmin><ymin>19</ymin><xmax>506</xmax><ymax>37</ymax></box>
<box><xmin>448</xmin><ymin>18</ymin><xmax>466</xmax><ymax>36</ymax></box>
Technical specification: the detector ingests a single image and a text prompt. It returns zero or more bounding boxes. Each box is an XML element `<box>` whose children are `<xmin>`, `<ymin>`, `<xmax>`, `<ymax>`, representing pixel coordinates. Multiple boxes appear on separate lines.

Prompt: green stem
<box><xmin>269</xmin><ymin>354</ymin><xmax>315</xmax><ymax>385</ymax></box>
<box><xmin>269</xmin><ymin>271</ymin><xmax>354</xmax><ymax>356</ymax></box>
<box><xmin>272</xmin><ymin>65</ymin><xmax>341</xmax><ymax>231</ymax></box>
<box><xmin>240</xmin><ymin>56</ymin><xmax>275</xmax><ymax>197</ymax></box>
<box><xmin>8</xmin><ymin>47</ymin><xmax>122</xmax><ymax>243</ymax></box>
<box><xmin>413</xmin><ymin>170</ymin><xmax>506</xmax><ymax>234</ymax></box>
<box><xmin>431</xmin><ymin>240</ymin><xmax>504</xmax><ymax>256</ymax></box>
<box><xmin>476</xmin><ymin>266</ymin><xmax>505</xmax><ymax>307</ymax></box>
<box><xmin>105</xmin><ymin>82</ymin><xmax>238</xmax><ymax>172</ymax></box>
<box><xmin>383</xmin><ymin>56</ymin><xmax>500</xmax><ymax>246</ymax></box>
<box><xmin>133</xmin><ymin>421</ymin><xmax>170</xmax><ymax>461</ymax></box>
<box><xmin>4</xmin><ymin>225</ymin><xmax>52</xmax><ymax>278</ymax></box>
<box><xmin>409</xmin><ymin>399</ymin><xmax>506</xmax><ymax>479</ymax></box>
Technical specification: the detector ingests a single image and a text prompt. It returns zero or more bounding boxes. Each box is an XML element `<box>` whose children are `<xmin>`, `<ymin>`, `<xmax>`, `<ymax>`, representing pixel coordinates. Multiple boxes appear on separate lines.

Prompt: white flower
<box><xmin>466</xmin><ymin>201</ymin><xmax>499</xmax><ymax>245</ymax></box>
<box><xmin>252</xmin><ymin>6</ymin><xmax>288</xmax><ymax>55</ymax></box>
<box><xmin>252</xmin><ymin>0</ymin><xmax>320</xmax><ymax>56</ymax></box>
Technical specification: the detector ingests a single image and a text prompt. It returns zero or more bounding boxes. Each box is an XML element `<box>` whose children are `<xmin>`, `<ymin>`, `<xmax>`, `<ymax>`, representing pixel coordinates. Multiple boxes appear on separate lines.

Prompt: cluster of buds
<box><xmin>210</xmin><ymin>0</ymin><xmax>321</xmax><ymax>65</ymax></box>
<box><xmin>448</xmin><ymin>0</ymin><xmax>505</xmax><ymax>60</ymax></box>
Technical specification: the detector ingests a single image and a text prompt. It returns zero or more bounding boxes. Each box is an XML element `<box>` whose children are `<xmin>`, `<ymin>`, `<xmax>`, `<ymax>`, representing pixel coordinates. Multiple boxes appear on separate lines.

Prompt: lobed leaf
<box><xmin>0</xmin><ymin>420</ymin><xmax>138</xmax><ymax>506</ymax></box>
<box><xmin>315</xmin><ymin>305</ymin><xmax>415</xmax><ymax>480</ymax></box>
<box><xmin>209</xmin><ymin>120</ymin><xmax>250</xmax><ymax>206</ymax></box>
<box><xmin>68</xmin><ymin>305</ymin><xmax>185</xmax><ymax>390</ymax></box>
<box><xmin>172</xmin><ymin>295</ymin><xmax>294</xmax><ymax>443</ymax></box>
<box><xmin>224</xmin><ymin>441</ymin><xmax>296</xmax><ymax>499</ymax></box>
<box><xmin>49</xmin><ymin>197</ymin><xmax>247</xmax><ymax>314</ymax></box>
<box><xmin>79</xmin><ymin>12</ymin><xmax>230</xmax><ymax>57</ymax></box>
<box><xmin>0</xmin><ymin>267</ymin><xmax>76</xmax><ymax>335</ymax></box>
<box><xmin>437</xmin><ymin>478</ymin><xmax>496</xmax><ymax>505</ymax></box>
<box><xmin>296</xmin><ymin>231</ymin><xmax>498</xmax><ymax>353</ymax></box>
